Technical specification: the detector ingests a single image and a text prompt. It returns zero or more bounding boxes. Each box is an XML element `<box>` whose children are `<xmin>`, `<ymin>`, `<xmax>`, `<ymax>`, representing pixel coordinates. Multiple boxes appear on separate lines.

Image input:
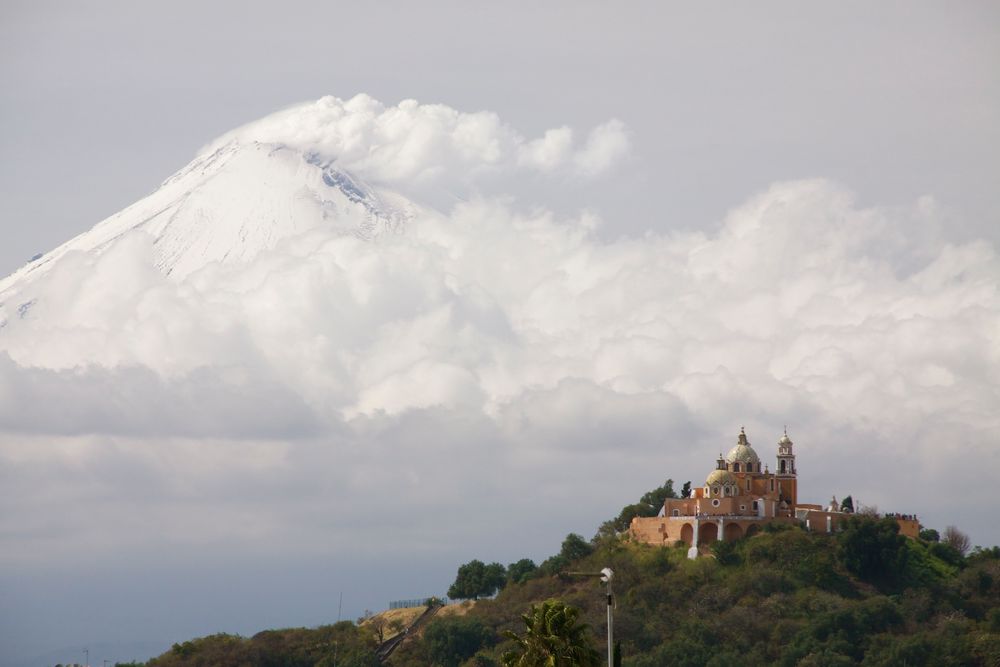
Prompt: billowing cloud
<box><xmin>205</xmin><ymin>95</ymin><xmax>630</xmax><ymax>188</ymax></box>
<box><xmin>2</xmin><ymin>175</ymin><xmax>997</xmax><ymax>542</ymax></box>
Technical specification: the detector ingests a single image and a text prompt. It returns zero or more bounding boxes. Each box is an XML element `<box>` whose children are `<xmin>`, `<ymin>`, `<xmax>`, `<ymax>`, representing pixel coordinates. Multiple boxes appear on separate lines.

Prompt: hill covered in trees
<box><xmin>124</xmin><ymin>482</ymin><xmax>1000</xmax><ymax>667</ymax></box>
<box><xmin>391</xmin><ymin>520</ymin><xmax>999</xmax><ymax>666</ymax></box>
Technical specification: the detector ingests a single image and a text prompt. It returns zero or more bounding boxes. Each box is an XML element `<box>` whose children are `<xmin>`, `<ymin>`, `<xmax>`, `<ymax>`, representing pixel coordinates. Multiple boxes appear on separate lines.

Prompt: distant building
<box><xmin>629</xmin><ymin>427</ymin><xmax>919</xmax><ymax>557</ymax></box>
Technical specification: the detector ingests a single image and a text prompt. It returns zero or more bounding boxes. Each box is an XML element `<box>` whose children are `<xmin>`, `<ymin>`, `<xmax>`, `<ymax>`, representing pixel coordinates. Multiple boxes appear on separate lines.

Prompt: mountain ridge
<box><xmin>0</xmin><ymin>139</ymin><xmax>418</xmax><ymax>302</ymax></box>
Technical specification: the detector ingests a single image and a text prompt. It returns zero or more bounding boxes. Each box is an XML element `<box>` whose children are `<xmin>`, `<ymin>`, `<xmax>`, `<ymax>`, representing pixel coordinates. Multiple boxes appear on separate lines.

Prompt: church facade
<box><xmin>629</xmin><ymin>427</ymin><xmax>918</xmax><ymax>556</ymax></box>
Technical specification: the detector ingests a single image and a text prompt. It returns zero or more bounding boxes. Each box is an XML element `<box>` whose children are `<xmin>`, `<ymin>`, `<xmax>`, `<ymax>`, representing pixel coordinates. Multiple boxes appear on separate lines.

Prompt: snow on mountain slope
<box><xmin>0</xmin><ymin>138</ymin><xmax>416</xmax><ymax>302</ymax></box>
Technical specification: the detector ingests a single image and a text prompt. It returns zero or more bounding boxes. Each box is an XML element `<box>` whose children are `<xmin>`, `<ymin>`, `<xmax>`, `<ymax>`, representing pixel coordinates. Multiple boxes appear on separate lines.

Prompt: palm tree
<box><xmin>500</xmin><ymin>599</ymin><xmax>602</xmax><ymax>667</ymax></box>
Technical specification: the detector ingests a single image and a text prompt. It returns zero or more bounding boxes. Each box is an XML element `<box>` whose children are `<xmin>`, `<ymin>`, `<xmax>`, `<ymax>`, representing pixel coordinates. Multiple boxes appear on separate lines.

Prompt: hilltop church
<box><xmin>629</xmin><ymin>427</ymin><xmax>919</xmax><ymax>557</ymax></box>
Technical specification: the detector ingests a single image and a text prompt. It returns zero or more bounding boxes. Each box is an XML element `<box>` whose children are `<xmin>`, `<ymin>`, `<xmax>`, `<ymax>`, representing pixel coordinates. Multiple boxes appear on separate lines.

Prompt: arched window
<box><xmin>733</xmin><ymin>462</ymin><xmax>741</xmax><ymax>472</ymax></box>
<box><xmin>780</xmin><ymin>460</ymin><xmax>787</xmax><ymax>474</ymax></box>
<box><xmin>672</xmin><ymin>509</ymin><xmax>680</xmax><ymax>517</ymax></box>
<box><xmin>752</xmin><ymin>500</ymin><xmax>759</xmax><ymax>512</ymax></box>
<box><xmin>712</xmin><ymin>485</ymin><xmax>720</xmax><ymax>496</ymax></box>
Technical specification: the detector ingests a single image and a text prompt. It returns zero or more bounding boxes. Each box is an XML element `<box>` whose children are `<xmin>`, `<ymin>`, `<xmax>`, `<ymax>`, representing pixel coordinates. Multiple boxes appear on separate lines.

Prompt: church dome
<box><xmin>706</xmin><ymin>468</ymin><xmax>737</xmax><ymax>486</ymax></box>
<box><xmin>726</xmin><ymin>427</ymin><xmax>761</xmax><ymax>465</ymax></box>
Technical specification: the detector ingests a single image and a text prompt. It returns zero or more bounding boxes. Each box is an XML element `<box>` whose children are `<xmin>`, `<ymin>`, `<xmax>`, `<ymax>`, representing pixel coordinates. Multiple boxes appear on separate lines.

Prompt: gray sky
<box><xmin>1</xmin><ymin>2</ymin><xmax>999</xmax><ymax>666</ymax></box>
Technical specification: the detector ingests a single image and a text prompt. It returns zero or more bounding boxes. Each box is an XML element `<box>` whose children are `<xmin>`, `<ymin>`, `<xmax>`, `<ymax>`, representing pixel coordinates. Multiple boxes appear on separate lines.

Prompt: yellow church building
<box><xmin>629</xmin><ymin>427</ymin><xmax>919</xmax><ymax>557</ymax></box>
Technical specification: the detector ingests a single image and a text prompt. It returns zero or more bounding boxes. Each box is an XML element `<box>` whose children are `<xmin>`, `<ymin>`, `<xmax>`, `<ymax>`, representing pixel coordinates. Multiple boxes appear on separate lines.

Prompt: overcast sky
<box><xmin>1</xmin><ymin>2</ymin><xmax>999</xmax><ymax>666</ymax></box>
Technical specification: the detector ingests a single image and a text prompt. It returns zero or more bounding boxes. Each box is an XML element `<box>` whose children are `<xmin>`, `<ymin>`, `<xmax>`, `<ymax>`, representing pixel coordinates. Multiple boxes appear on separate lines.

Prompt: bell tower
<box><xmin>775</xmin><ymin>427</ymin><xmax>797</xmax><ymax>507</ymax></box>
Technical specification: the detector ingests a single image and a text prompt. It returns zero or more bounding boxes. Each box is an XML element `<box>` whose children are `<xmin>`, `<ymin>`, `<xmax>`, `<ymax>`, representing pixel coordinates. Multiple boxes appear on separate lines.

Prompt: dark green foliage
<box><xmin>711</xmin><ymin>538</ymin><xmax>741</xmax><ymax>566</ymax></box>
<box><xmin>596</xmin><ymin>480</ymin><xmax>677</xmax><ymax>537</ymax></box>
<box><xmin>455</xmin><ymin>520</ymin><xmax>999</xmax><ymax>666</ymax></box>
<box><xmin>559</xmin><ymin>533</ymin><xmax>594</xmax><ymax>562</ymax></box>
<box><xmin>500</xmin><ymin>599</ymin><xmax>601</xmax><ymax>667</ymax></box>
<box><xmin>680</xmin><ymin>481</ymin><xmax>691</xmax><ymax>499</ymax></box>
<box><xmin>840</xmin><ymin>495</ymin><xmax>854</xmax><ymax>513</ymax></box>
<box><xmin>466</xmin><ymin>655</ymin><xmax>499</xmax><ymax>667</ymax></box>
<box><xmin>837</xmin><ymin>515</ymin><xmax>908</xmax><ymax>589</ymax></box>
<box><xmin>449</xmin><ymin>559</ymin><xmax>508</xmax><ymax>600</ymax></box>
<box><xmin>860</xmin><ymin>633</ymin><xmax>935</xmax><ymax>666</ymax></box>
<box><xmin>968</xmin><ymin>545</ymin><xmax>1000</xmax><ymax>565</ymax></box>
<box><xmin>928</xmin><ymin>540</ymin><xmax>964</xmax><ymax>567</ymax></box>
<box><xmin>920</xmin><ymin>527</ymin><xmax>940</xmax><ymax>542</ymax></box>
<box><xmin>638</xmin><ymin>479</ymin><xmax>676</xmax><ymax>510</ymax></box>
<box><xmin>507</xmin><ymin>558</ymin><xmax>538</xmax><ymax>585</ymax></box>
<box><xmin>537</xmin><ymin>553</ymin><xmax>569</xmax><ymax>576</ymax></box>
<box><xmin>539</xmin><ymin>533</ymin><xmax>594</xmax><ymax>575</ymax></box>
<box><xmin>147</xmin><ymin>622</ymin><xmax>377</xmax><ymax>667</ymax></box>
<box><xmin>422</xmin><ymin>615</ymin><xmax>494</xmax><ymax>667</ymax></box>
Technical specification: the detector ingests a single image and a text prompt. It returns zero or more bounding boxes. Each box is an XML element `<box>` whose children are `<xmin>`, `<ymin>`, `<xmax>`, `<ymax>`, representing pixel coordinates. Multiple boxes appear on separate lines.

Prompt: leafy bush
<box><xmin>423</xmin><ymin>616</ymin><xmax>495</xmax><ymax>667</ymax></box>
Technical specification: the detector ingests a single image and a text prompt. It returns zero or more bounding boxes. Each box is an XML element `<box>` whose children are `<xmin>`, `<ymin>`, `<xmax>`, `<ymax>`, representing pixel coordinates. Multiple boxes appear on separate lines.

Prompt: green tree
<box><xmin>919</xmin><ymin>527</ymin><xmax>940</xmax><ymax>542</ymax></box>
<box><xmin>597</xmin><ymin>479</ymin><xmax>679</xmax><ymax>537</ymax></box>
<box><xmin>928</xmin><ymin>541</ymin><xmax>964</xmax><ymax>567</ymax></box>
<box><xmin>540</xmin><ymin>534</ymin><xmax>594</xmax><ymax>575</ymax></box>
<box><xmin>840</xmin><ymin>495</ymin><xmax>854</xmax><ymax>513</ymax></box>
<box><xmin>559</xmin><ymin>533</ymin><xmax>594</xmax><ymax>562</ymax></box>
<box><xmin>711</xmin><ymin>538</ymin><xmax>741</xmax><ymax>566</ymax></box>
<box><xmin>500</xmin><ymin>599</ymin><xmax>602</xmax><ymax>667</ymax></box>
<box><xmin>448</xmin><ymin>559</ymin><xmax>507</xmax><ymax>600</ymax></box>
<box><xmin>639</xmin><ymin>479</ymin><xmax>676</xmax><ymax>510</ymax></box>
<box><xmin>680</xmin><ymin>481</ymin><xmax>691</xmax><ymax>499</ymax></box>
<box><xmin>838</xmin><ymin>515</ymin><xmax>908</xmax><ymax>588</ymax></box>
<box><xmin>423</xmin><ymin>616</ymin><xmax>494</xmax><ymax>667</ymax></box>
<box><xmin>507</xmin><ymin>558</ymin><xmax>538</xmax><ymax>585</ymax></box>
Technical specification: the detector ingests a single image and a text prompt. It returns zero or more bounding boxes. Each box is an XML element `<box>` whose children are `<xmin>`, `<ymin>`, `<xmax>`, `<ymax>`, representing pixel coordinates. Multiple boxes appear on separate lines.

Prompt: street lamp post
<box><xmin>600</xmin><ymin>567</ymin><xmax>614</xmax><ymax>667</ymax></box>
<box><xmin>567</xmin><ymin>568</ymin><xmax>615</xmax><ymax>666</ymax></box>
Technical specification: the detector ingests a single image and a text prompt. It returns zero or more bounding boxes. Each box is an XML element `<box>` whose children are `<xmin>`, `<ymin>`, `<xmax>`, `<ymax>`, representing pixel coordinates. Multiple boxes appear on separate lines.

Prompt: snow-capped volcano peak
<box><xmin>1</xmin><ymin>92</ymin><xmax>634</xmax><ymax>302</ymax></box>
<box><xmin>0</xmin><ymin>136</ymin><xmax>417</xmax><ymax>296</ymax></box>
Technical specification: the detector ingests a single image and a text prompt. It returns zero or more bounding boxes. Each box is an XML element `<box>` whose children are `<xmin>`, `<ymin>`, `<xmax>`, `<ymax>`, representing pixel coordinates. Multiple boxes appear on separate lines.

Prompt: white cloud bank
<box><xmin>205</xmin><ymin>95</ymin><xmax>630</xmax><ymax>186</ymax></box>
<box><xmin>2</xmin><ymin>176</ymin><xmax>997</xmax><ymax>542</ymax></box>
<box><xmin>0</xmin><ymin>95</ymin><xmax>998</xmax><ymax>660</ymax></box>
